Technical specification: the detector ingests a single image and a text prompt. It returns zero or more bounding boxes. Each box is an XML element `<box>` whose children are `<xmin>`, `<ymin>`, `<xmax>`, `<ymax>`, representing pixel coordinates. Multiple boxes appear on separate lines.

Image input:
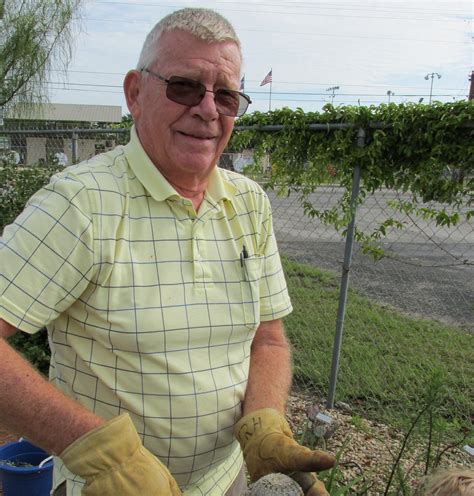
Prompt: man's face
<box><xmin>125</xmin><ymin>30</ymin><xmax>241</xmax><ymax>185</ymax></box>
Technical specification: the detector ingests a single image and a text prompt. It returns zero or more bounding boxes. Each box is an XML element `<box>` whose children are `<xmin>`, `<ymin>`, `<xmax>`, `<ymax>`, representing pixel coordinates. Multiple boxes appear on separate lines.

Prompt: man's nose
<box><xmin>189</xmin><ymin>90</ymin><xmax>220</xmax><ymax>121</ymax></box>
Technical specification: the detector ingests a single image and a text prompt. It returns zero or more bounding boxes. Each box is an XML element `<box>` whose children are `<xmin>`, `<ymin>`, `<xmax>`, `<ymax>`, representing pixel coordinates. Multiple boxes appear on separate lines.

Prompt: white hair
<box><xmin>416</xmin><ymin>467</ymin><xmax>474</xmax><ymax>496</ymax></box>
<box><xmin>137</xmin><ymin>8</ymin><xmax>241</xmax><ymax>70</ymax></box>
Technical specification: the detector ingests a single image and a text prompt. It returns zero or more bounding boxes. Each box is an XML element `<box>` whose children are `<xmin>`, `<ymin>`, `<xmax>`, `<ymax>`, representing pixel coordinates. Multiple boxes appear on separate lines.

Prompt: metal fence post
<box><xmin>326</xmin><ymin>127</ymin><xmax>366</xmax><ymax>409</ymax></box>
<box><xmin>71</xmin><ymin>129</ymin><xmax>78</xmax><ymax>163</ymax></box>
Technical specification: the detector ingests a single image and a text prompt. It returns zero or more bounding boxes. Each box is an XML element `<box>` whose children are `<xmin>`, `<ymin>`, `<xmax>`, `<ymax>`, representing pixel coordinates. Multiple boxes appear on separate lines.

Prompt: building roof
<box><xmin>8</xmin><ymin>103</ymin><xmax>122</xmax><ymax>123</ymax></box>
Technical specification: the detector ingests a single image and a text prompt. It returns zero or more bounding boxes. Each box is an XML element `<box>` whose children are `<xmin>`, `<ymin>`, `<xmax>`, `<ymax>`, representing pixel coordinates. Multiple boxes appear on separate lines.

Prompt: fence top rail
<box><xmin>234</xmin><ymin>121</ymin><xmax>474</xmax><ymax>132</ymax></box>
<box><xmin>1</xmin><ymin>121</ymin><xmax>473</xmax><ymax>135</ymax></box>
<box><xmin>235</xmin><ymin>123</ymin><xmax>356</xmax><ymax>131</ymax></box>
<box><xmin>0</xmin><ymin>128</ymin><xmax>130</xmax><ymax>135</ymax></box>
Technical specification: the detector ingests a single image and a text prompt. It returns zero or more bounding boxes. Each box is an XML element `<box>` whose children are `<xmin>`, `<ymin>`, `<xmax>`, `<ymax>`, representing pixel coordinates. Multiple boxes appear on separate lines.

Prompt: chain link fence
<box><xmin>268</xmin><ymin>185</ymin><xmax>472</xmax><ymax>406</ymax></box>
<box><xmin>2</xmin><ymin>127</ymin><xmax>473</xmax><ymax>435</ymax></box>
<box><xmin>267</xmin><ymin>185</ymin><xmax>473</xmax><ymax>330</ymax></box>
<box><xmin>221</xmin><ymin>148</ymin><xmax>472</xmax><ymax>438</ymax></box>
<box><xmin>0</xmin><ymin>126</ymin><xmax>128</xmax><ymax>167</ymax></box>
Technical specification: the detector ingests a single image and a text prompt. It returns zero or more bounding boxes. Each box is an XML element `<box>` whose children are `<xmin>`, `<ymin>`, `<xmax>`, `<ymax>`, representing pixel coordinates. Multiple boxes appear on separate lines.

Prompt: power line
<box><xmin>47</xmin><ymin>86</ymin><xmax>123</xmax><ymax>94</ymax></box>
<box><xmin>242</xmin><ymin>27</ymin><xmax>469</xmax><ymax>44</ymax></box>
<box><xmin>46</xmin><ymin>81</ymin><xmax>123</xmax><ymax>89</ymax></box>
<box><xmin>82</xmin><ymin>17</ymin><xmax>470</xmax><ymax>45</ymax></box>
<box><xmin>93</xmin><ymin>1</ymin><xmax>470</xmax><ymax>20</ymax></box>
<box><xmin>221</xmin><ymin>0</ymin><xmax>469</xmax><ymax>16</ymax></box>
<box><xmin>51</xmin><ymin>69</ymin><xmax>126</xmax><ymax>76</ymax></box>
<box><xmin>48</xmin><ymin>70</ymin><xmax>468</xmax><ymax>92</ymax></box>
<box><xmin>45</xmin><ymin>81</ymin><xmax>465</xmax><ymax>99</ymax></box>
<box><xmin>84</xmin><ymin>12</ymin><xmax>469</xmax><ymax>26</ymax></box>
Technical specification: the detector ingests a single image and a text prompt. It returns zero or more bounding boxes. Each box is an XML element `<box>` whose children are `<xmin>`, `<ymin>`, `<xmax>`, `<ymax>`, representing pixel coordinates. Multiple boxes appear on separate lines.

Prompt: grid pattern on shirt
<box><xmin>0</xmin><ymin>129</ymin><xmax>292</xmax><ymax>494</ymax></box>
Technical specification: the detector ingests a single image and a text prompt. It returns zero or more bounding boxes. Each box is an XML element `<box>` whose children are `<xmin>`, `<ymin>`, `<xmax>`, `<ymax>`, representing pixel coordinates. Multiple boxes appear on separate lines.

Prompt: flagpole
<box><xmin>269</xmin><ymin>78</ymin><xmax>272</xmax><ymax>111</ymax></box>
<box><xmin>260</xmin><ymin>69</ymin><xmax>272</xmax><ymax>111</ymax></box>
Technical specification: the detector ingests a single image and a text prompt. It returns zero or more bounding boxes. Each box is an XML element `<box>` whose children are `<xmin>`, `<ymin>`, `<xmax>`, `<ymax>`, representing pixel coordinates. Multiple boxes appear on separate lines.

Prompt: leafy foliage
<box><xmin>0</xmin><ymin>158</ymin><xmax>61</xmax><ymax>230</ymax></box>
<box><xmin>7</xmin><ymin>330</ymin><xmax>50</xmax><ymax>375</ymax></box>
<box><xmin>230</xmin><ymin>102</ymin><xmax>473</xmax><ymax>258</ymax></box>
<box><xmin>1</xmin><ymin>0</ymin><xmax>83</xmax><ymax>111</ymax></box>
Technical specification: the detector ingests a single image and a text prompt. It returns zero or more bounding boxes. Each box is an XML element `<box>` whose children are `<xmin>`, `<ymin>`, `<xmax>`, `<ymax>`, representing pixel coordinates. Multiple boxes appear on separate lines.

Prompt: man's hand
<box><xmin>290</xmin><ymin>470</ymin><xmax>331</xmax><ymax>496</ymax></box>
<box><xmin>234</xmin><ymin>408</ymin><xmax>335</xmax><ymax>494</ymax></box>
<box><xmin>61</xmin><ymin>413</ymin><xmax>181</xmax><ymax>496</ymax></box>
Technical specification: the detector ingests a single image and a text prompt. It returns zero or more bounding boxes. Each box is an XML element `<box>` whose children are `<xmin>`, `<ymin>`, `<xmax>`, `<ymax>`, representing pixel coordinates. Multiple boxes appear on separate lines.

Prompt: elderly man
<box><xmin>0</xmin><ymin>8</ymin><xmax>334</xmax><ymax>495</ymax></box>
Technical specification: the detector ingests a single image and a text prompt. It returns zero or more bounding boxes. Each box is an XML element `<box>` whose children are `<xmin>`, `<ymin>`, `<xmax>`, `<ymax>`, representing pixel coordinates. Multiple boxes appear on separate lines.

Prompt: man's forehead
<box><xmin>153</xmin><ymin>31</ymin><xmax>241</xmax><ymax>84</ymax></box>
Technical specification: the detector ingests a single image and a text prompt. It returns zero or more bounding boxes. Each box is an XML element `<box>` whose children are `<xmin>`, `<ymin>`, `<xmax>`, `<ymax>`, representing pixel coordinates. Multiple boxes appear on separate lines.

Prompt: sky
<box><xmin>47</xmin><ymin>0</ymin><xmax>473</xmax><ymax>116</ymax></box>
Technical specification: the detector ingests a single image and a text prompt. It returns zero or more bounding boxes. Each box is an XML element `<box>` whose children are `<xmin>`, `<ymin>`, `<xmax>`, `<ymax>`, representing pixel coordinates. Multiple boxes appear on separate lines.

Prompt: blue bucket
<box><xmin>0</xmin><ymin>440</ymin><xmax>53</xmax><ymax>496</ymax></box>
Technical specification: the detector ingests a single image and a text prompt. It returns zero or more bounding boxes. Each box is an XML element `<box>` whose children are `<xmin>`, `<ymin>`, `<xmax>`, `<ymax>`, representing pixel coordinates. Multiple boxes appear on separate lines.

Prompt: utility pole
<box><xmin>424</xmin><ymin>72</ymin><xmax>441</xmax><ymax>104</ymax></box>
<box><xmin>326</xmin><ymin>85</ymin><xmax>340</xmax><ymax>104</ymax></box>
<box><xmin>469</xmin><ymin>71</ymin><xmax>474</xmax><ymax>101</ymax></box>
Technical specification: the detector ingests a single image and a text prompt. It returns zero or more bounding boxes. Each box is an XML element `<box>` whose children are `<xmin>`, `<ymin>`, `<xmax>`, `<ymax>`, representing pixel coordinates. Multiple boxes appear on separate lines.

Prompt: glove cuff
<box><xmin>60</xmin><ymin>413</ymin><xmax>141</xmax><ymax>477</ymax></box>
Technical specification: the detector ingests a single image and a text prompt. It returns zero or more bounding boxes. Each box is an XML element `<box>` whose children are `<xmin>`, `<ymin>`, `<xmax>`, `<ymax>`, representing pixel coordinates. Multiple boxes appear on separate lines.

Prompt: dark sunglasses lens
<box><xmin>215</xmin><ymin>90</ymin><xmax>243</xmax><ymax>117</ymax></box>
<box><xmin>167</xmin><ymin>77</ymin><xmax>205</xmax><ymax>106</ymax></box>
<box><xmin>165</xmin><ymin>76</ymin><xmax>250</xmax><ymax>117</ymax></box>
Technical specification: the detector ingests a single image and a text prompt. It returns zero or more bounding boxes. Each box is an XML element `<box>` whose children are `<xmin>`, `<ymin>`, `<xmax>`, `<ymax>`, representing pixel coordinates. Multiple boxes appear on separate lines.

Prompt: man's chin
<box><xmin>179</xmin><ymin>152</ymin><xmax>218</xmax><ymax>170</ymax></box>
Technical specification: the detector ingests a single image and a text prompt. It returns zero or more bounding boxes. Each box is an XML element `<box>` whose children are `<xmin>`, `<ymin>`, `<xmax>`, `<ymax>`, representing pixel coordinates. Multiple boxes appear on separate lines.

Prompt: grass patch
<box><xmin>282</xmin><ymin>256</ymin><xmax>473</xmax><ymax>435</ymax></box>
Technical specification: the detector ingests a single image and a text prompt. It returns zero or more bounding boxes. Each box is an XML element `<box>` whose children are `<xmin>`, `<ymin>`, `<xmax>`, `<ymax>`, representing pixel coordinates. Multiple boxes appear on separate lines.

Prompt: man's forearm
<box><xmin>0</xmin><ymin>323</ymin><xmax>104</xmax><ymax>455</ymax></box>
<box><xmin>243</xmin><ymin>319</ymin><xmax>292</xmax><ymax>415</ymax></box>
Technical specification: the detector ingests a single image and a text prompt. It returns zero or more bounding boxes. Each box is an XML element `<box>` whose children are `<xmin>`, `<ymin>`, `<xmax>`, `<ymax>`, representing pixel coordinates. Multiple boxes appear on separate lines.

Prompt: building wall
<box><xmin>26</xmin><ymin>137</ymin><xmax>47</xmax><ymax>164</ymax></box>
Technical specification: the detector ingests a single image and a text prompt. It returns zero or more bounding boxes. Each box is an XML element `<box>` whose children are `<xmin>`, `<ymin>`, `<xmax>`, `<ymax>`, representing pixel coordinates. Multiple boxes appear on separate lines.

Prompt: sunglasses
<box><xmin>141</xmin><ymin>69</ymin><xmax>252</xmax><ymax>117</ymax></box>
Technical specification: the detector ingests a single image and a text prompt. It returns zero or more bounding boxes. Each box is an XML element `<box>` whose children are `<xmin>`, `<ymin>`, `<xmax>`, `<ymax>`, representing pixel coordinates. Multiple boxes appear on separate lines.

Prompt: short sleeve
<box><xmin>0</xmin><ymin>175</ymin><xmax>95</xmax><ymax>333</ymax></box>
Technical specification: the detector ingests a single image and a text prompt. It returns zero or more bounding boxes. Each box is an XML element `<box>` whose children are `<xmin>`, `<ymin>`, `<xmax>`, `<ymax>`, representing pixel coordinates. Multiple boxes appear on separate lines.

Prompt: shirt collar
<box><xmin>124</xmin><ymin>125</ymin><xmax>237</xmax><ymax>204</ymax></box>
<box><xmin>124</xmin><ymin>126</ymin><xmax>177</xmax><ymax>202</ymax></box>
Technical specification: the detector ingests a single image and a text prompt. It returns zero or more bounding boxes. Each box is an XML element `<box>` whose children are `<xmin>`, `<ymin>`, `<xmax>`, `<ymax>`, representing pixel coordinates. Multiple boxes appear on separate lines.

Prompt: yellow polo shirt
<box><xmin>0</xmin><ymin>127</ymin><xmax>292</xmax><ymax>495</ymax></box>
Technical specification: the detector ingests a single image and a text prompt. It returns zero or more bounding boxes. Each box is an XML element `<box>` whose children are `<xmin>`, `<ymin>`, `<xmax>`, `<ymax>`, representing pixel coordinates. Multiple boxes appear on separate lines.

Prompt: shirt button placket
<box><xmin>192</xmin><ymin>221</ymin><xmax>204</xmax><ymax>287</ymax></box>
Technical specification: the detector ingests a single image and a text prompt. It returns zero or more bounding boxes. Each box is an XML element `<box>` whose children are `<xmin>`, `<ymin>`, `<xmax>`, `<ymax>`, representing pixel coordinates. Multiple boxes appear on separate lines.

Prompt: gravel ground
<box><xmin>286</xmin><ymin>390</ymin><xmax>472</xmax><ymax>495</ymax></box>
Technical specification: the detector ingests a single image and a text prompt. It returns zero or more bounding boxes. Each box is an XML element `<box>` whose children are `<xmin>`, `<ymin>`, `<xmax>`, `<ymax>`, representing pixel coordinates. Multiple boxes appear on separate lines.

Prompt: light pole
<box><xmin>326</xmin><ymin>85</ymin><xmax>340</xmax><ymax>104</ymax></box>
<box><xmin>424</xmin><ymin>72</ymin><xmax>441</xmax><ymax>104</ymax></box>
<box><xmin>387</xmin><ymin>90</ymin><xmax>395</xmax><ymax>103</ymax></box>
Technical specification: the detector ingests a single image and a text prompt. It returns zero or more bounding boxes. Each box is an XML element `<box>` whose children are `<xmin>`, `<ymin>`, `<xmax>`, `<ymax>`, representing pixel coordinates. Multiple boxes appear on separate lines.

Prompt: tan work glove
<box><xmin>234</xmin><ymin>408</ymin><xmax>335</xmax><ymax>495</ymax></box>
<box><xmin>61</xmin><ymin>413</ymin><xmax>182</xmax><ymax>496</ymax></box>
<box><xmin>291</xmin><ymin>470</ymin><xmax>331</xmax><ymax>496</ymax></box>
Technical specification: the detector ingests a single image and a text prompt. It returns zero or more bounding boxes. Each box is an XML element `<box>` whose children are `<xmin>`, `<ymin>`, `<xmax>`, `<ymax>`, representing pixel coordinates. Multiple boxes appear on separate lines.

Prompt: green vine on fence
<box><xmin>229</xmin><ymin>101</ymin><xmax>473</xmax><ymax>261</ymax></box>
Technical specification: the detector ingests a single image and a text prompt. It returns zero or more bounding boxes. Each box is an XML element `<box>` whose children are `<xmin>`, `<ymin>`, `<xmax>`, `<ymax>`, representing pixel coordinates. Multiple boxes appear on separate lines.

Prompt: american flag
<box><xmin>260</xmin><ymin>69</ymin><xmax>272</xmax><ymax>86</ymax></box>
<box><xmin>240</xmin><ymin>76</ymin><xmax>245</xmax><ymax>91</ymax></box>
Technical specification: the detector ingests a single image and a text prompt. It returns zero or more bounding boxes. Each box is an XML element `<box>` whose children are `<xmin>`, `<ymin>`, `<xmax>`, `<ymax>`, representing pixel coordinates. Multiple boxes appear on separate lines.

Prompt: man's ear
<box><xmin>123</xmin><ymin>70</ymin><xmax>142</xmax><ymax>120</ymax></box>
